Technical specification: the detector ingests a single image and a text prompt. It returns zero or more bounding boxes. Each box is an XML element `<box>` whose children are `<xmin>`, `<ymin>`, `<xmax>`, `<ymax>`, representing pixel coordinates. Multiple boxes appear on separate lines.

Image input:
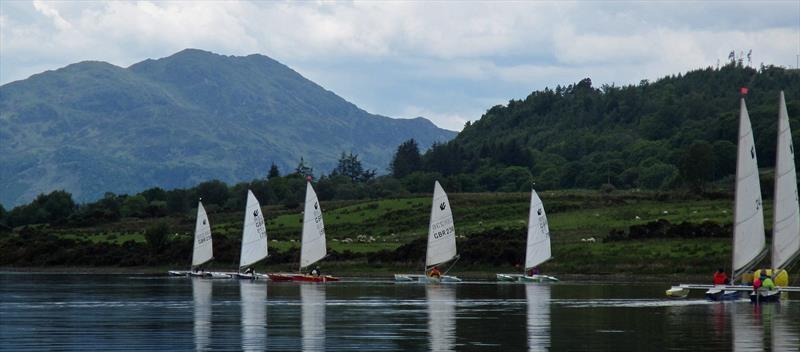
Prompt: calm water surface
<box><xmin>1</xmin><ymin>273</ymin><xmax>798</xmax><ymax>351</ymax></box>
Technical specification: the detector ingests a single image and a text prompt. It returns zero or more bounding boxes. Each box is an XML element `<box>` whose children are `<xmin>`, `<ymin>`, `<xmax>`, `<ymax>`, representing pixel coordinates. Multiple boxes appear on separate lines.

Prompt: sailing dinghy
<box><xmin>496</xmin><ymin>189</ymin><xmax>558</xmax><ymax>283</ymax></box>
<box><xmin>168</xmin><ymin>201</ymin><xmax>230</xmax><ymax>278</ymax></box>
<box><xmin>395</xmin><ymin>181</ymin><xmax>461</xmax><ymax>283</ymax></box>
<box><xmin>268</xmin><ymin>181</ymin><xmax>339</xmax><ymax>282</ymax></box>
<box><xmin>751</xmin><ymin>91</ymin><xmax>800</xmax><ymax>303</ymax></box>
<box><xmin>234</xmin><ymin>190</ymin><xmax>270</xmax><ymax>280</ymax></box>
<box><xmin>667</xmin><ymin>96</ymin><xmax>767</xmax><ymax>300</ymax></box>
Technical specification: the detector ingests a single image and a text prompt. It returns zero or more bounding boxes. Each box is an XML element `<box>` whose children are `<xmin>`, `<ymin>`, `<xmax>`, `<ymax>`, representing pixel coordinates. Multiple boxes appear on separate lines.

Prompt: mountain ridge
<box><xmin>0</xmin><ymin>49</ymin><xmax>455</xmax><ymax>206</ymax></box>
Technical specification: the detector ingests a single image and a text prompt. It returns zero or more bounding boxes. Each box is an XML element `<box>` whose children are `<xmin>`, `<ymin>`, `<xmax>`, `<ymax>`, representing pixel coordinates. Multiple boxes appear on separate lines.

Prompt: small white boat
<box><xmin>496</xmin><ymin>189</ymin><xmax>558</xmax><ymax>283</ymax></box>
<box><xmin>168</xmin><ymin>201</ymin><xmax>230</xmax><ymax>278</ymax></box>
<box><xmin>669</xmin><ymin>96</ymin><xmax>767</xmax><ymax>300</ymax></box>
<box><xmin>395</xmin><ymin>181</ymin><xmax>461</xmax><ymax>283</ymax></box>
<box><xmin>235</xmin><ymin>190</ymin><xmax>270</xmax><ymax>279</ymax></box>
<box><xmin>268</xmin><ymin>181</ymin><xmax>339</xmax><ymax>282</ymax></box>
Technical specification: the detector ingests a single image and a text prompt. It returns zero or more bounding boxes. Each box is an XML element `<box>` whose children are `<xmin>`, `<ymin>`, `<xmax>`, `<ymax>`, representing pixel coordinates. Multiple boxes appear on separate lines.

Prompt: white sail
<box><xmin>526</xmin><ymin>284</ymin><xmax>551</xmax><ymax>352</ymax></box>
<box><xmin>192</xmin><ymin>279</ymin><xmax>212</xmax><ymax>352</ymax></box>
<box><xmin>426</xmin><ymin>181</ymin><xmax>457</xmax><ymax>267</ymax></box>
<box><xmin>191</xmin><ymin>202</ymin><xmax>214</xmax><ymax>268</ymax></box>
<box><xmin>301</xmin><ymin>284</ymin><xmax>326</xmax><ymax>351</ymax></box>
<box><xmin>525</xmin><ymin>189</ymin><xmax>551</xmax><ymax>270</ymax></box>
<box><xmin>239</xmin><ymin>190</ymin><xmax>269</xmax><ymax>269</ymax></box>
<box><xmin>240</xmin><ymin>280</ymin><xmax>267</xmax><ymax>352</ymax></box>
<box><xmin>732</xmin><ymin>98</ymin><xmax>766</xmax><ymax>275</ymax></box>
<box><xmin>300</xmin><ymin>182</ymin><xmax>327</xmax><ymax>268</ymax></box>
<box><xmin>772</xmin><ymin>91</ymin><xmax>800</xmax><ymax>270</ymax></box>
<box><xmin>426</xmin><ymin>285</ymin><xmax>456</xmax><ymax>352</ymax></box>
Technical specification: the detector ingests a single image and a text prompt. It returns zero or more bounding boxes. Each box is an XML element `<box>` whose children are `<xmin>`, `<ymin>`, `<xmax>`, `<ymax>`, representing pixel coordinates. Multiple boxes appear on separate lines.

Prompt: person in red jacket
<box><xmin>713</xmin><ymin>268</ymin><xmax>728</xmax><ymax>285</ymax></box>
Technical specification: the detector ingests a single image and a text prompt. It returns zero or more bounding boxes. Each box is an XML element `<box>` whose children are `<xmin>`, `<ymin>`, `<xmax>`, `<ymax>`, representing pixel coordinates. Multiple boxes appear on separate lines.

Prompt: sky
<box><xmin>1</xmin><ymin>1</ymin><xmax>799</xmax><ymax>131</ymax></box>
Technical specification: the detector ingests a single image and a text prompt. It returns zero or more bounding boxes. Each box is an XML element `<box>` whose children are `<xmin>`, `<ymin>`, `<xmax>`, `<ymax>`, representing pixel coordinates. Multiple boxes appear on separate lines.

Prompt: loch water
<box><xmin>1</xmin><ymin>273</ymin><xmax>798</xmax><ymax>351</ymax></box>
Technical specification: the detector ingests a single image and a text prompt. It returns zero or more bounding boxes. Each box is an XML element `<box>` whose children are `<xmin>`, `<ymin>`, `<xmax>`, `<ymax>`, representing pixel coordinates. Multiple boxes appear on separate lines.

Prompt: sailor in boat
<box><xmin>761</xmin><ymin>274</ymin><xmax>776</xmax><ymax>291</ymax></box>
<box><xmin>310</xmin><ymin>266</ymin><xmax>321</xmax><ymax>277</ymax></box>
<box><xmin>429</xmin><ymin>266</ymin><xmax>442</xmax><ymax>279</ymax></box>
<box><xmin>753</xmin><ymin>273</ymin><xmax>762</xmax><ymax>291</ymax></box>
<box><xmin>712</xmin><ymin>268</ymin><xmax>728</xmax><ymax>285</ymax></box>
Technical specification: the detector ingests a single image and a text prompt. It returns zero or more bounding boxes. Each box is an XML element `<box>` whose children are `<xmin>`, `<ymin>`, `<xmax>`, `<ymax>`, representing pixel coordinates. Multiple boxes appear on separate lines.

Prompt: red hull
<box><xmin>267</xmin><ymin>273</ymin><xmax>340</xmax><ymax>282</ymax></box>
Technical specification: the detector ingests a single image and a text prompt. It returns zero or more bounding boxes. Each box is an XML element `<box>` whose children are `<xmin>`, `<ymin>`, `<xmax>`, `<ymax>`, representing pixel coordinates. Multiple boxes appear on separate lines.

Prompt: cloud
<box><xmin>1</xmin><ymin>1</ymin><xmax>798</xmax><ymax>130</ymax></box>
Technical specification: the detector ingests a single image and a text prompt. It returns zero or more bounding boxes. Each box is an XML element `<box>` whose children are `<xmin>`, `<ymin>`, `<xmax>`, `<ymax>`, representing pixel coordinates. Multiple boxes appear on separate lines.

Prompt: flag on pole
<box><xmin>740</xmin><ymin>87</ymin><xmax>749</xmax><ymax>95</ymax></box>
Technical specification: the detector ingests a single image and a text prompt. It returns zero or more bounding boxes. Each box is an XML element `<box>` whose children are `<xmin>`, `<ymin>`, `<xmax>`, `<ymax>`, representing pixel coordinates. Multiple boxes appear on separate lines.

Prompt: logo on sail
<box><xmin>750</xmin><ymin>146</ymin><xmax>755</xmax><ymax>159</ymax></box>
<box><xmin>202</xmin><ymin>220</ymin><xmax>206</xmax><ymax>225</ymax></box>
<box><xmin>439</xmin><ymin>202</ymin><xmax>446</xmax><ymax>211</ymax></box>
<box><xmin>537</xmin><ymin>208</ymin><xmax>542</xmax><ymax>216</ymax></box>
<box><xmin>253</xmin><ymin>210</ymin><xmax>259</xmax><ymax>217</ymax></box>
<box><xmin>314</xmin><ymin>202</ymin><xmax>318</xmax><ymax>210</ymax></box>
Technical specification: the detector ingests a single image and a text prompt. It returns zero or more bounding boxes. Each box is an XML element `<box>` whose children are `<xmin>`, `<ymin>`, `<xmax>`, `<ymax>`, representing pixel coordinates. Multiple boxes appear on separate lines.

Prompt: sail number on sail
<box><xmin>431</xmin><ymin>220</ymin><xmax>454</xmax><ymax>239</ymax></box>
<box><xmin>196</xmin><ymin>230</ymin><xmax>212</xmax><ymax>245</ymax></box>
<box><xmin>253</xmin><ymin>210</ymin><xmax>267</xmax><ymax>239</ymax></box>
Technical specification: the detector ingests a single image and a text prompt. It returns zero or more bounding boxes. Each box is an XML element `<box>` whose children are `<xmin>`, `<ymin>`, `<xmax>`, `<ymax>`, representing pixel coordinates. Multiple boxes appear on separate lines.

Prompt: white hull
<box><xmin>496</xmin><ymin>273</ymin><xmax>559</xmax><ymax>283</ymax></box>
<box><xmin>394</xmin><ymin>274</ymin><xmax>461</xmax><ymax>283</ymax></box>
<box><xmin>168</xmin><ymin>270</ymin><xmax>190</xmax><ymax>276</ymax></box>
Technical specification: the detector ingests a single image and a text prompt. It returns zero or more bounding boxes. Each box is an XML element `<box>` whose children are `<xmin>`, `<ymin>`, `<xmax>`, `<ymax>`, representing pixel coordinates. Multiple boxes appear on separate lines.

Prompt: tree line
<box><xmin>1</xmin><ymin>63</ymin><xmax>798</xmax><ymax>230</ymax></box>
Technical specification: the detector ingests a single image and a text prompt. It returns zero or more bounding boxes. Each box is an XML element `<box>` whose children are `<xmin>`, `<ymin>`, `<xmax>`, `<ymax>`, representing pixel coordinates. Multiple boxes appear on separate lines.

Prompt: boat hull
<box><xmin>750</xmin><ymin>290</ymin><xmax>781</xmax><ymax>303</ymax></box>
<box><xmin>168</xmin><ymin>270</ymin><xmax>190</xmax><ymax>276</ymax></box>
<box><xmin>496</xmin><ymin>273</ymin><xmax>559</xmax><ymax>283</ymax></box>
<box><xmin>267</xmin><ymin>273</ymin><xmax>340</xmax><ymax>282</ymax></box>
<box><xmin>705</xmin><ymin>288</ymin><xmax>741</xmax><ymax>301</ymax></box>
<box><xmin>189</xmin><ymin>271</ymin><xmax>232</xmax><ymax>279</ymax></box>
<box><xmin>394</xmin><ymin>274</ymin><xmax>461</xmax><ymax>283</ymax></box>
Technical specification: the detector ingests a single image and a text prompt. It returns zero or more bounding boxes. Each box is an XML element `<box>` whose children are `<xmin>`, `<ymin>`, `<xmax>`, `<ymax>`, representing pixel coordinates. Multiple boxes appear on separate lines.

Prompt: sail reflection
<box><xmin>192</xmin><ymin>278</ymin><xmax>212</xmax><ymax>352</ymax></box>
<box><xmin>731</xmin><ymin>303</ymin><xmax>764</xmax><ymax>352</ymax></box>
<box><xmin>240</xmin><ymin>281</ymin><xmax>267</xmax><ymax>352</ymax></box>
<box><xmin>301</xmin><ymin>284</ymin><xmax>326</xmax><ymax>351</ymax></box>
<box><xmin>770</xmin><ymin>304</ymin><xmax>800</xmax><ymax>352</ymax></box>
<box><xmin>426</xmin><ymin>285</ymin><xmax>456</xmax><ymax>352</ymax></box>
<box><xmin>526</xmin><ymin>284</ymin><xmax>551</xmax><ymax>352</ymax></box>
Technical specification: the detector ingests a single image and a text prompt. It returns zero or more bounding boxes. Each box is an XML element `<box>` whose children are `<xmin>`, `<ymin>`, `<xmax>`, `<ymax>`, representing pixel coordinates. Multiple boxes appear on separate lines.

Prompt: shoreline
<box><xmin>0</xmin><ymin>266</ymin><xmax>710</xmax><ymax>283</ymax></box>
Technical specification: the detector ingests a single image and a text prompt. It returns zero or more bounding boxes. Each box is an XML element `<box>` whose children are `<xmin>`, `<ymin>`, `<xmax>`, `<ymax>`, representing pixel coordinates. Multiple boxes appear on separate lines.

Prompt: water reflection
<box><xmin>192</xmin><ymin>278</ymin><xmax>212</xmax><ymax>352</ymax></box>
<box><xmin>240</xmin><ymin>281</ymin><xmax>267</xmax><ymax>351</ymax></box>
<box><xmin>526</xmin><ymin>284</ymin><xmax>551</xmax><ymax>351</ymax></box>
<box><xmin>731</xmin><ymin>303</ymin><xmax>764</xmax><ymax>352</ymax></box>
<box><xmin>771</xmin><ymin>303</ymin><xmax>800</xmax><ymax>352</ymax></box>
<box><xmin>301</xmin><ymin>284</ymin><xmax>326</xmax><ymax>351</ymax></box>
<box><xmin>426</xmin><ymin>285</ymin><xmax>456</xmax><ymax>352</ymax></box>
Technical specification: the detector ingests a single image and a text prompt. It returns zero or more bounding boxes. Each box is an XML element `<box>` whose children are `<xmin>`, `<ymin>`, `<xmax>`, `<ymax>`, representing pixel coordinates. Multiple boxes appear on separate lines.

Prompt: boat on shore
<box><xmin>496</xmin><ymin>188</ymin><xmax>558</xmax><ymax>283</ymax></box>
<box><xmin>268</xmin><ymin>181</ymin><xmax>339</xmax><ymax>282</ymax></box>
<box><xmin>394</xmin><ymin>181</ymin><xmax>461</xmax><ymax>283</ymax></box>
<box><xmin>168</xmin><ymin>201</ymin><xmax>230</xmax><ymax>278</ymax></box>
<box><xmin>234</xmin><ymin>190</ymin><xmax>270</xmax><ymax>280</ymax></box>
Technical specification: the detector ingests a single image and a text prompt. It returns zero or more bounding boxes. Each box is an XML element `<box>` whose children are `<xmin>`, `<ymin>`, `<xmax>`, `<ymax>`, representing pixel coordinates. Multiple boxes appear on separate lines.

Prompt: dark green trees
<box><xmin>390</xmin><ymin>139</ymin><xmax>423</xmax><ymax>178</ymax></box>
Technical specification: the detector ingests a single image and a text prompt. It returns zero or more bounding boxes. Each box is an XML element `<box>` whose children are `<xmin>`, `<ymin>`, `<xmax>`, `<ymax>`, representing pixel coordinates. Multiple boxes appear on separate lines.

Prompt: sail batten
<box><xmin>300</xmin><ymin>182</ymin><xmax>327</xmax><ymax>269</ymax></box>
<box><xmin>191</xmin><ymin>201</ymin><xmax>213</xmax><ymax>268</ymax></box>
<box><xmin>525</xmin><ymin>189</ymin><xmax>551</xmax><ymax>270</ymax></box>
<box><xmin>239</xmin><ymin>190</ymin><xmax>269</xmax><ymax>269</ymax></box>
<box><xmin>772</xmin><ymin>91</ymin><xmax>800</xmax><ymax>270</ymax></box>
<box><xmin>731</xmin><ymin>98</ymin><xmax>766</xmax><ymax>276</ymax></box>
<box><xmin>426</xmin><ymin>181</ymin><xmax>457</xmax><ymax>267</ymax></box>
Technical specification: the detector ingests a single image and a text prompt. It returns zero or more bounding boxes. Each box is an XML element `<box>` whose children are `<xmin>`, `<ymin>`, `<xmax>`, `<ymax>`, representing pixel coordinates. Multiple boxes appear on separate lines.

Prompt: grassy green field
<box><xmin>19</xmin><ymin>189</ymin><xmax>797</xmax><ymax>282</ymax></box>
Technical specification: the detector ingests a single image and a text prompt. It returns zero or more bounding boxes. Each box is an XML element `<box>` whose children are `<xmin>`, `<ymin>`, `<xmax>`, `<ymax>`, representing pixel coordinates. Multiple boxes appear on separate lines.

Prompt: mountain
<box><xmin>0</xmin><ymin>49</ymin><xmax>455</xmax><ymax>206</ymax></box>
<box><xmin>413</xmin><ymin>64</ymin><xmax>800</xmax><ymax>192</ymax></box>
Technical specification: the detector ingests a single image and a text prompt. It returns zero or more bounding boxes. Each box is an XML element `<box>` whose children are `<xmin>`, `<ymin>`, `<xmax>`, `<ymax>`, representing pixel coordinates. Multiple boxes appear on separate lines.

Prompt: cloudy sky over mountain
<box><xmin>2</xmin><ymin>1</ymin><xmax>798</xmax><ymax>130</ymax></box>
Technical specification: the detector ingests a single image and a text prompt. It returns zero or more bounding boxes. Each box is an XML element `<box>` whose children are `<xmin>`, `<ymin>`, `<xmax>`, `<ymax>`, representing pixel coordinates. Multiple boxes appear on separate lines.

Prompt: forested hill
<box><xmin>419</xmin><ymin>64</ymin><xmax>800</xmax><ymax>192</ymax></box>
<box><xmin>0</xmin><ymin>49</ymin><xmax>455</xmax><ymax>206</ymax></box>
